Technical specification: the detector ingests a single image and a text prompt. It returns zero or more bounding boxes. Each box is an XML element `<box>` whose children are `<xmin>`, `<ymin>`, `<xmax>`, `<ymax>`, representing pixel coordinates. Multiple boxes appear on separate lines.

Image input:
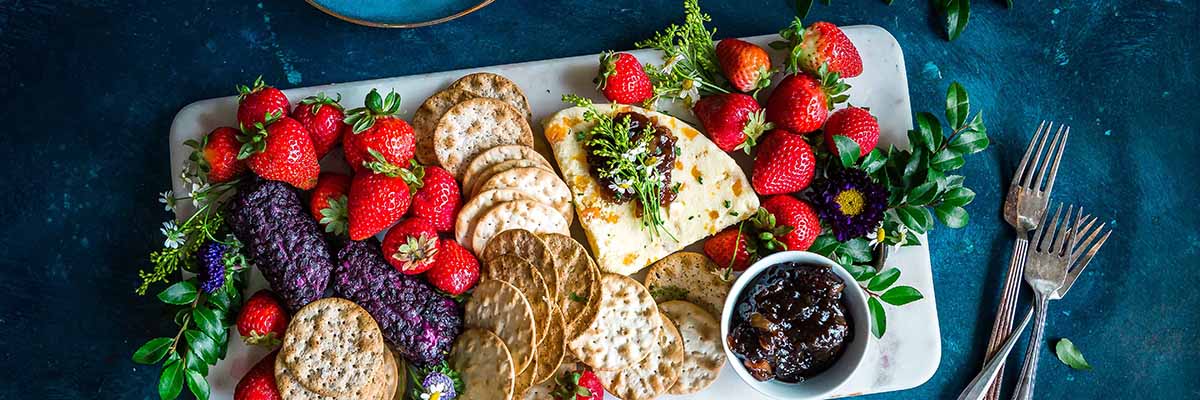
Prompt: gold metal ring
<box><xmin>304</xmin><ymin>0</ymin><xmax>496</xmax><ymax>29</ymax></box>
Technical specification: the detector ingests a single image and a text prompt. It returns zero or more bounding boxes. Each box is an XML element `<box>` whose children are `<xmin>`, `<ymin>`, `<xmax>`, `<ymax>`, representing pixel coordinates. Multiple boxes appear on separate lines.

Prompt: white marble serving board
<box><xmin>168</xmin><ymin>25</ymin><xmax>939</xmax><ymax>400</ymax></box>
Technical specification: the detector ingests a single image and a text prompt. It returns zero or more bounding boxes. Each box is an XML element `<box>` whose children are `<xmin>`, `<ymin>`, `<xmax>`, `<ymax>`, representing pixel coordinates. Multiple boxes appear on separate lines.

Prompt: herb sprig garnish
<box><xmin>564</xmin><ymin>94</ymin><xmax>675</xmax><ymax>241</ymax></box>
<box><xmin>635</xmin><ymin>0</ymin><xmax>732</xmax><ymax>107</ymax></box>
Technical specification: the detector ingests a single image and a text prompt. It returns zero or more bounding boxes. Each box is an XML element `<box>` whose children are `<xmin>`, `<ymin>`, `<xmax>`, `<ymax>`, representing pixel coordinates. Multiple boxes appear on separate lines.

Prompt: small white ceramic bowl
<box><xmin>720</xmin><ymin>251</ymin><xmax>872</xmax><ymax>399</ymax></box>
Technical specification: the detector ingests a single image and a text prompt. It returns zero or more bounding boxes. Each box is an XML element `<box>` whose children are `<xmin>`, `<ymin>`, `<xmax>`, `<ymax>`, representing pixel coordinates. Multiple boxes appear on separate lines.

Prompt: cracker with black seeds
<box><xmin>483</xmin><ymin>229</ymin><xmax>559</xmax><ymax>304</ymax></box>
<box><xmin>434</xmin><ymin>98</ymin><xmax>533</xmax><ymax>178</ymax></box>
<box><xmin>279</xmin><ymin>298</ymin><xmax>385</xmax><ymax>397</ymax></box>
<box><xmin>447</xmin><ymin>72</ymin><xmax>533</xmax><ymax>120</ymax></box>
<box><xmin>412</xmin><ymin>88</ymin><xmax>481</xmax><ymax>165</ymax></box>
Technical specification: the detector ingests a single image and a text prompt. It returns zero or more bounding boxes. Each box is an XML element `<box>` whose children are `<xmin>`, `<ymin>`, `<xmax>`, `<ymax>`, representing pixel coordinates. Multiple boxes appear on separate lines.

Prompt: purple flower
<box><xmin>196</xmin><ymin>241</ymin><xmax>226</xmax><ymax>293</ymax></box>
<box><xmin>421</xmin><ymin>371</ymin><xmax>457</xmax><ymax>400</ymax></box>
<box><xmin>808</xmin><ymin>168</ymin><xmax>888</xmax><ymax>241</ymax></box>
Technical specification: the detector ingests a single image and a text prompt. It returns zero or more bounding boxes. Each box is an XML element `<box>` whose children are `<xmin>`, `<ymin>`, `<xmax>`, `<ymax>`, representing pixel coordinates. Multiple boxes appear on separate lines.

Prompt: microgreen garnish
<box><xmin>563</xmin><ymin>94</ymin><xmax>676</xmax><ymax>241</ymax></box>
<box><xmin>649</xmin><ymin>285</ymin><xmax>690</xmax><ymax>302</ymax></box>
<box><xmin>635</xmin><ymin>0</ymin><xmax>732</xmax><ymax>107</ymax></box>
<box><xmin>568</xmin><ymin>291</ymin><xmax>588</xmax><ymax>303</ymax></box>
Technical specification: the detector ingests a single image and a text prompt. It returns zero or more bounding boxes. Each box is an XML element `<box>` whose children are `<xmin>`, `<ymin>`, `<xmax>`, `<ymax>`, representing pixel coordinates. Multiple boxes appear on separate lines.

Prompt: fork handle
<box><xmin>982</xmin><ymin>237</ymin><xmax>1029</xmax><ymax>400</ymax></box>
<box><xmin>1011</xmin><ymin>294</ymin><xmax>1051</xmax><ymax>400</ymax></box>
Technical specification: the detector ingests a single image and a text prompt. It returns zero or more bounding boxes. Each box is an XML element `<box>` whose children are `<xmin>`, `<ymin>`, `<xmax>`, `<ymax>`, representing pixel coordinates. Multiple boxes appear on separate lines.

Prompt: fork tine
<box><xmin>1060</xmin><ymin>228</ymin><xmax>1112</xmax><ymax>298</ymax></box>
<box><xmin>1051</xmin><ymin>205</ymin><xmax>1075</xmax><ymax>255</ymax></box>
<box><xmin>1021</xmin><ymin>122</ymin><xmax>1054</xmax><ymax>189</ymax></box>
<box><xmin>1042</xmin><ymin>125</ymin><xmax>1070</xmax><ymax>194</ymax></box>
<box><xmin>1038</xmin><ymin>203</ymin><xmax>1063</xmax><ymax>251</ymax></box>
<box><xmin>1072</xmin><ymin>221</ymin><xmax>1106</xmax><ymax>261</ymax></box>
<box><xmin>1032</xmin><ymin>124</ymin><xmax>1066</xmax><ymax>192</ymax></box>
<box><xmin>1013</xmin><ymin>121</ymin><xmax>1047</xmax><ymax>185</ymax></box>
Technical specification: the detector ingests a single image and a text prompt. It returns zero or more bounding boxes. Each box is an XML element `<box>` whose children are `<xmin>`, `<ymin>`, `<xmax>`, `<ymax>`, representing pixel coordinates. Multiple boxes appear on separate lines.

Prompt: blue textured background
<box><xmin>1</xmin><ymin>0</ymin><xmax>1197</xmax><ymax>398</ymax></box>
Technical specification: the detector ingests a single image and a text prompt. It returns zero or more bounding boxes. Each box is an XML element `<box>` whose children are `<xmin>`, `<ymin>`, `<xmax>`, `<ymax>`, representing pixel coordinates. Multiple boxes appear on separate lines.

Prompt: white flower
<box><xmin>159</xmin><ymin>190</ymin><xmax>176</xmax><ymax>211</ymax></box>
<box><xmin>662</xmin><ymin>54</ymin><xmax>685</xmax><ymax>74</ymax></box>
<box><xmin>161</xmin><ymin>221</ymin><xmax>184</xmax><ymax>249</ymax></box>
<box><xmin>189</xmin><ymin>182</ymin><xmax>211</xmax><ymax>207</ymax></box>
<box><xmin>420</xmin><ymin>382</ymin><xmax>446</xmax><ymax>400</ymax></box>
<box><xmin>678</xmin><ymin>78</ymin><xmax>701</xmax><ymax>106</ymax></box>
<box><xmin>867</xmin><ymin>225</ymin><xmax>886</xmax><ymax>247</ymax></box>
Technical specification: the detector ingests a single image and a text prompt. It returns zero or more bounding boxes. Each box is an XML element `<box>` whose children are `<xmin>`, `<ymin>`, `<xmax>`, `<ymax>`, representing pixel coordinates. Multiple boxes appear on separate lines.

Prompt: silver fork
<box><xmin>1009</xmin><ymin>204</ymin><xmax>1083</xmax><ymax>400</ymax></box>
<box><xmin>982</xmin><ymin>121</ymin><xmax>1069</xmax><ymax>400</ymax></box>
<box><xmin>958</xmin><ymin>210</ymin><xmax>1111</xmax><ymax>400</ymax></box>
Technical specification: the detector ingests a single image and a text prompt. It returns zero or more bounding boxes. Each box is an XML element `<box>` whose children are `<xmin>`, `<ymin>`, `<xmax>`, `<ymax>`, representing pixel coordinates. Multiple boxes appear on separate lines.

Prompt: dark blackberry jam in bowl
<box><xmin>720</xmin><ymin>251</ymin><xmax>871</xmax><ymax>399</ymax></box>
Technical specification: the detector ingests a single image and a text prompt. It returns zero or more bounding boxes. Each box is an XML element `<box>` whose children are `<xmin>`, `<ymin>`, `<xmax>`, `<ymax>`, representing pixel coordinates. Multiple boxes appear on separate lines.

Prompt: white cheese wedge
<box><xmin>544</xmin><ymin>104</ymin><xmax>759</xmax><ymax>275</ymax></box>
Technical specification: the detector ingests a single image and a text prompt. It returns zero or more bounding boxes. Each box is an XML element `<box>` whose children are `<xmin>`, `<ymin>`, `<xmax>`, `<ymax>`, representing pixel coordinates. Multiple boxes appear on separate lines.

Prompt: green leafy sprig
<box><xmin>635</xmin><ymin>0</ymin><xmax>732</xmax><ymax>107</ymax></box>
<box><xmin>563</xmin><ymin>94</ymin><xmax>675</xmax><ymax>241</ymax></box>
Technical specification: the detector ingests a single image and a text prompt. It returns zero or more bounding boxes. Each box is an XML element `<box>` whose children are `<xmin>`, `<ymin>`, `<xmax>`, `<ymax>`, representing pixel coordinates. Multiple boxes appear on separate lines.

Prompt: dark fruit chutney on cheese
<box><xmin>727</xmin><ymin>262</ymin><xmax>853</xmax><ymax>383</ymax></box>
<box><xmin>585</xmin><ymin>111</ymin><xmax>678</xmax><ymax>207</ymax></box>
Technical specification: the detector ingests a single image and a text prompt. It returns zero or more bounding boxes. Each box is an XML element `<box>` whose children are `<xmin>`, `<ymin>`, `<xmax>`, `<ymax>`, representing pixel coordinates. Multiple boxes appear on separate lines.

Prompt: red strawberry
<box><xmin>704</xmin><ymin>226</ymin><xmax>756</xmax><ymax>272</ymax></box>
<box><xmin>424</xmin><ymin>240</ymin><xmax>480</xmax><ymax>295</ymax></box>
<box><xmin>776</xmin><ymin>19</ymin><xmax>863</xmax><ymax>78</ymax></box>
<box><xmin>236</xmin><ymin>290</ymin><xmax>288</xmax><ymax>347</ymax></box>
<box><xmin>693</xmin><ymin>93</ymin><xmax>773</xmax><ymax>153</ymax></box>
<box><xmin>716</xmin><ymin>39</ymin><xmax>773</xmax><ymax>93</ymax></box>
<box><xmin>752</xmin><ymin>129</ymin><xmax>816</xmax><ymax>195</ymax></box>
<box><xmin>238</xmin><ymin>114</ymin><xmax>320</xmax><ymax>190</ymax></box>
<box><xmin>761</xmin><ymin>195</ymin><xmax>821</xmax><ymax>251</ymax></box>
<box><xmin>823</xmin><ymin>106</ymin><xmax>880</xmax><ymax>158</ymax></box>
<box><xmin>347</xmin><ymin>160</ymin><xmax>423</xmax><ymax>240</ymax></box>
<box><xmin>310</xmin><ymin>172</ymin><xmax>351</xmax><ymax>236</ymax></box>
<box><xmin>343</xmin><ymin>89</ymin><xmax>416</xmax><ymax>173</ymax></box>
<box><xmin>595</xmin><ymin>52</ymin><xmax>653</xmax><ymax>105</ymax></box>
<box><xmin>764</xmin><ymin>71</ymin><xmax>848</xmax><ymax>134</ymax></box>
<box><xmin>234</xmin><ymin>351</ymin><xmax>282</xmax><ymax>400</ymax></box>
<box><xmin>291</xmin><ymin>92</ymin><xmax>345</xmax><ymax>159</ymax></box>
<box><xmin>190</xmin><ymin>127</ymin><xmax>247</xmax><ymax>183</ymax></box>
<box><xmin>410</xmin><ymin>166</ymin><xmax>461</xmax><ymax>232</ymax></box>
<box><xmin>237</xmin><ymin>76</ymin><xmax>291</xmax><ymax>129</ymax></box>
<box><xmin>381</xmin><ymin>217</ymin><xmax>440</xmax><ymax>275</ymax></box>
<box><xmin>552</xmin><ymin>369</ymin><xmax>605</xmax><ymax>400</ymax></box>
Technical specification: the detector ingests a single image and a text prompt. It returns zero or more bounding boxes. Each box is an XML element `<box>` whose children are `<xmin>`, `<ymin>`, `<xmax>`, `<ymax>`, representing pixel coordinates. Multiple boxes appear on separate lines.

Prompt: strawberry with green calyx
<box><xmin>764</xmin><ymin>64</ymin><xmax>850</xmax><ymax>134</ymax></box>
<box><xmin>185</xmin><ymin>127</ymin><xmax>247</xmax><ymax>184</ymax></box>
<box><xmin>347</xmin><ymin>151</ymin><xmax>423</xmax><ymax>240</ymax></box>
<box><xmin>823</xmin><ymin>106</ymin><xmax>880</xmax><ymax>159</ymax></box>
<box><xmin>237</xmin><ymin>76</ymin><xmax>292</xmax><ymax>129</ymax></box>
<box><xmin>291</xmin><ymin>92</ymin><xmax>346</xmax><ymax>159</ymax></box>
<box><xmin>704</xmin><ymin>223</ymin><xmax>756</xmax><ymax>274</ymax></box>
<box><xmin>552</xmin><ymin>369</ymin><xmax>604</xmax><ymax>400</ymax></box>
<box><xmin>310</xmin><ymin>173</ymin><xmax>352</xmax><ymax>236</ymax></box>
<box><xmin>771</xmin><ymin>19</ymin><xmax>863</xmax><ymax>78</ymax></box>
<box><xmin>760</xmin><ymin>195</ymin><xmax>821</xmax><ymax>251</ymax></box>
<box><xmin>693</xmin><ymin>93</ymin><xmax>773</xmax><ymax>153</ymax></box>
<box><xmin>237</xmin><ymin>111</ymin><xmax>321</xmax><ymax>190</ymax></box>
<box><xmin>595</xmin><ymin>51</ymin><xmax>654</xmax><ymax>105</ymax></box>
<box><xmin>382</xmin><ymin>217</ymin><xmax>440</xmax><ymax>275</ymax></box>
<box><xmin>343</xmin><ymin>89</ymin><xmax>416</xmax><ymax>173</ymax></box>
<box><xmin>237</xmin><ymin>290</ymin><xmax>289</xmax><ymax>347</ymax></box>
<box><xmin>715</xmin><ymin>38</ymin><xmax>774</xmax><ymax>94</ymax></box>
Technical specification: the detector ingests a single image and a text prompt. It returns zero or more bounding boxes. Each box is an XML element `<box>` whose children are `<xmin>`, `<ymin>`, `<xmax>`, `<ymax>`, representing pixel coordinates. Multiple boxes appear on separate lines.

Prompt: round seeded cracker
<box><xmin>567</xmin><ymin>274</ymin><xmax>662</xmax><ymax>371</ymax></box>
<box><xmin>465</xmin><ymin>280</ymin><xmax>537</xmax><ymax>375</ymax></box>
<box><xmin>467</xmin><ymin>159</ymin><xmax>553</xmax><ymax>198</ymax></box>
<box><xmin>539</xmin><ymin>233</ymin><xmax>601</xmax><ymax>337</ymax></box>
<box><xmin>645</xmin><ymin>252</ymin><xmax>733</xmax><ymax>319</ymax></box>
<box><xmin>461</xmin><ymin>144</ymin><xmax>552</xmax><ymax>195</ymax></box>
<box><xmin>476</xmin><ymin>167</ymin><xmax>574</xmax><ymax>224</ymax></box>
<box><xmin>447</xmin><ymin>72</ymin><xmax>533</xmax><ymax>120</ymax></box>
<box><xmin>483</xmin><ymin>254</ymin><xmax>552</xmax><ymax>350</ymax></box>
<box><xmin>412</xmin><ymin>88</ymin><xmax>481</xmax><ymax>165</ymax></box>
<box><xmin>659</xmin><ymin>300</ymin><xmax>726</xmax><ymax>395</ymax></box>
<box><xmin>532</xmin><ymin>307</ymin><xmax>567</xmax><ymax>386</ymax></box>
<box><xmin>434</xmin><ymin>98</ymin><xmax>533</xmax><ymax>178</ymax></box>
<box><xmin>596</xmin><ymin>314</ymin><xmax>685</xmax><ymax>400</ymax></box>
<box><xmin>275</xmin><ymin>347</ymin><xmax>392</xmax><ymax>400</ymax></box>
<box><xmin>450</xmin><ymin>328</ymin><xmax>516</xmax><ymax>400</ymax></box>
<box><xmin>471</xmin><ymin>200</ymin><xmax>569</xmax><ymax>254</ymax></box>
<box><xmin>456</xmin><ymin>189</ymin><xmax>540</xmax><ymax>248</ymax></box>
<box><xmin>482</xmin><ymin>229</ymin><xmax>559</xmax><ymax>307</ymax></box>
<box><xmin>280</xmin><ymin>298</ymin><xmax>385</xmax><ymax>397</ymax></box>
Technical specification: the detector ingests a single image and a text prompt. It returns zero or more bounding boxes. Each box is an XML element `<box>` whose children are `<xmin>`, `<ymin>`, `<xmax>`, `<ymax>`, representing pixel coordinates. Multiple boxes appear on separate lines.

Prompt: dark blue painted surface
<box><xmin>0</xmin><ymin>0</ymin><xmax>1197</xmax><ymax>398</ymax></box>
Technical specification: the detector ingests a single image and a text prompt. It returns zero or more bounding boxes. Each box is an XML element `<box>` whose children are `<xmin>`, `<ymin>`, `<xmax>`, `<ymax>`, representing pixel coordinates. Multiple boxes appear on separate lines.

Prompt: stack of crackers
<box><xmin>412</xmin><ymin>72</ymin><xmax>573</xmax><ymax>255</ymax></box>
<box><xmin>273</xmin><ymin>298</ymin><xmax>402</xmax><ymax>400</ymax></box>
<box><xmin>450</xmin><ymin>230</ymin><xmax>604</xmax><ymax>399</ymax></box>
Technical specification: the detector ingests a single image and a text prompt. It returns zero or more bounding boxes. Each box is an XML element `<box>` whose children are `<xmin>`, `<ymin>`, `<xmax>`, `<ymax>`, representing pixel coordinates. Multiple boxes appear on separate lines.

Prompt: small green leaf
<box><xmin>157</xmin><ymin>281</ymin><xmax>198</xmax><ymax>305</ymax></box>
<box><xmin>903</xmin><ymin>231</ymin><xmax>923</xmax><ymax>246</ymax></box>
<box><xmin>159</xmin><ymin>359</ymin><xmax>185</xmax><ymax>400</ymax></box>
<box><xmin>930</xmin><ymin>148</ymin><xmax>965</xmax><ymax>171</ymax></box>
<box><xmin>184</xmin><ymin>330</ymin><xmax>219</xmax><ymax>365</ymax></box>
<box><xmin>934</xmin><ymin>205</ymin><xmax>970</xmax><ymax>228</ymax></box>
<box><xmin>794</xmin><ymin>0</ymin><xmax>815</xmax><ymax>19</ymax></box>
<box><xmin>861</xmin><ymin>149</ymin><xmax>887</xmax><ymax>174</ymax></box>
<box><xmin>902</xmin><ymin>148</ymin><xmax>926</xmax><ymax>189</ymax></box>
<box><xmin>840</xmin><ymin>238</ymin><xmax>873</xmax><ymax>263</ymax></box>
<box><xmin>914</xmin><ymin>112</ymin><xmax>941</xmax><ymax>152</ymax></box>
<box><xmin>895</xmin><ymin>206</ymin><xmax>933</xmax><ymax>233</ymax></box>
<box><xmin>869</xmin><ymin>297</ymin><xmax>887</xmax><ymax>338</ymax></box>
<box><xmin>1055</xmin><ymin>339</ymin><xmax>1093</xmax><ymax>371</ymax></box>
<box><xmin>880</xmin><ymin>286</ymin><xmax>924</xmax><ymax>305</ymax></box>
<box><xmin>808</xmin><ymin>235</ymin><xmax>842</xmax><ymax>257</ymax></box>
<box><xmin>832</xmin><ymin>135</ymin><xmax>861</xmax><ymax>168</ymax></box>
<box><xmin>906</xmin><ymin>181</ymin><xmax>939</xmax><ymax>206</ymax></box>
<box><xmin>192</xmin><ymin>306</ymin><xmax>221</xmax><ymax>339</ymax></box>
<box><xmin>949</xmin><ymin>129</ymin><xmax>990</xmax><ymax>154</ymax></box>
<box><xmin>943</xmin><ymin>0</ymin><xmax>971</xmax><ymax>41</ymax></box>
<box><xmin>946</xmin><ymin>82</ymin><xmax>970</xmax><ymax>130</ymax></box>
<box><xmin>186</xmin><ymin>349</ymin><xmax>210</xmax><ymax>376</ymax></box>
<box><xmin>868</xmin><ymin>268</ymin><xmax>901</xmax><ymax>291</ymax></box>
<box><xmin>132</xmin><ymin>337</ymin><xmax>174</xmax><ymax>365</ymax></box>
<box><xmin>941</xmin><ymin>187</ymin><xmax>976</xmax><ymax>208</ymax></box>
<box><xmin>185</xmin><ymin>369</ymin><xmax>211</xmax><ymax>400</ymax></box>
<box><xmin>846</xmin><ymin>264</ymin><xmax>878</xmax><ymax>281</ymax></box>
